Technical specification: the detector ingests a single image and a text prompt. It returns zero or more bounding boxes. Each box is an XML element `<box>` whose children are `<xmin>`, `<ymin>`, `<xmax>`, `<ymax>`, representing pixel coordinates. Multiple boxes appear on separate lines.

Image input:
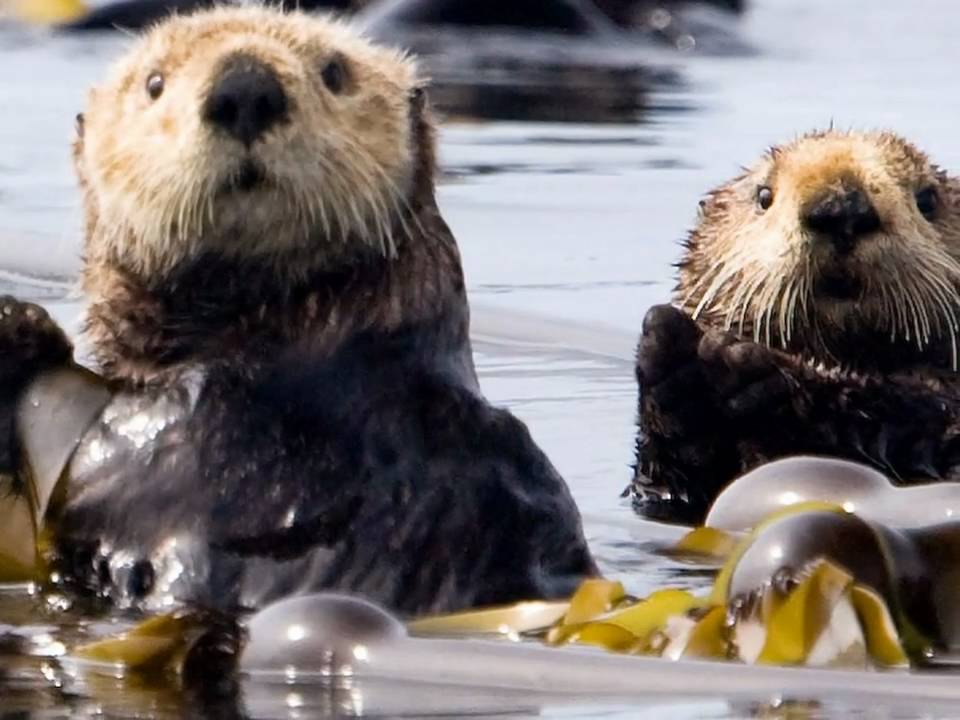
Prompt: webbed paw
<box><xmin>0</xmin><ymin>296</ymin><xmax>73</xmax><ymax>392</ymax></box>
<box><xmin>634</xmin><ymin>305</ymin><xmax>736</xmax><ymax>521</ymax></box>
<box><xmin>696</xmin><ymin>330</ymin><xmax>794</xmax><ymax>421</ymax></box>
<box><xmin>635</xmin><ymin>304</ymin><xmax>710</xmax><ymax>438</ymax></box>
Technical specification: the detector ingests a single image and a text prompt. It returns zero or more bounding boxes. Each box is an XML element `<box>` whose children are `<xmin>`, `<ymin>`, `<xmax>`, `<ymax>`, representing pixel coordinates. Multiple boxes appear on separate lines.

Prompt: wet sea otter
<box><xmin>632</xmin><ymin>130</ymin><xmax>960</xmax><ymax>522</ymax></box>
<box><xmin>1</xmin><ymin>6</ymin><xmax>596</xmax><ymax>614</ymax></box>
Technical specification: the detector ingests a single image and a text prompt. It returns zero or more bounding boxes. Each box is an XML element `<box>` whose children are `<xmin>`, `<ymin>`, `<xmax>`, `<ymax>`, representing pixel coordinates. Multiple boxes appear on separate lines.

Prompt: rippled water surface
<box><xmin>3</xmin><ymin>0</ymin><xmax>960</xmax><ymax>717</ymax></box>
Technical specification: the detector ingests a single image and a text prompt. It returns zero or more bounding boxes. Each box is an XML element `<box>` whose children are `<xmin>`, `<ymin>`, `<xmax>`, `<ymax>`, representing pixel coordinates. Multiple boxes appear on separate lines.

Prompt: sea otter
<box><xmin>631</xmin><ymin>130</ymin><xmax>960</xmax><ymax>522</ymax></box>
<box><xmin>1</xmin><ymin>6</ymin><xmax>596</xmax><ymax>615</ymax></box>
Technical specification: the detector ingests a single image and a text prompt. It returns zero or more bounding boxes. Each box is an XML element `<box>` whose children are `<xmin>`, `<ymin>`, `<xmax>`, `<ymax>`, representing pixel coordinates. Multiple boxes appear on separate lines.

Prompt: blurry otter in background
<box><xmin>357</xmin><ymin>0</ymin><xmax>618</xmax><ymax>35</ymax></box>
<box><xmin>3</xmin><ymin>0</ymin><xmax>357</xmax><ymax>31</ymax></box>
<box><xmin>58</xmin><ymin>0</ymin><xmax>355</xmax><ymax>30</ymax></box>
<box><xmin>39</xmin><ymin>0</ymin><xmax>746</xmax><ymax>41</ymax></box>
<box><xmin>353</xmin><ymin>0</ymin><xmax>750</xmax><ymax>122</ymax></box>
<box><xmin>359</xmin><ymin>0</ymin><xmax>746</xmax><ymax>39</ymax></box>
<box><xmin>632</xmin><ymin>130</ymin><xmax>960</xmax><ymax>523</ymax></box>
<box><xmin>19</xmin><ymin>0</ymin><xmax>750</xmax><ymax>122</ymax></box>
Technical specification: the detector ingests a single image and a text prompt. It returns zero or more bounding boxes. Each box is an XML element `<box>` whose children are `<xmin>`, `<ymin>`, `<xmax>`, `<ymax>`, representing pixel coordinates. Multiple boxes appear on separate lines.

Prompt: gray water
<box><xmin>2</xmin><ymin>0</ymin><xmax>960</xmax><ymax>717</ymax></box>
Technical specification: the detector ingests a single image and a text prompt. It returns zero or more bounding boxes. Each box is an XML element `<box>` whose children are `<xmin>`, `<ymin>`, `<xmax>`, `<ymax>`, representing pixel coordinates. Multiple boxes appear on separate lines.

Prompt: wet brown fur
<box><xmin>1</xmin><ymin>7</ymin><xmax>596</xmax><ymax>613</ymax></box>
<box><xmin>79</xmin><ymin>88</ymin><xmax>458</xmax><ymax>385</ymax></box>
<box><xmin>632</xmin><ymin>131</ymin><xmax>960</xmax><ymax>522</ymax></box>
<box><xmin>678</xmin><ymin>130</ymin><xmax>960</xmax><ymax>374</ymax></box>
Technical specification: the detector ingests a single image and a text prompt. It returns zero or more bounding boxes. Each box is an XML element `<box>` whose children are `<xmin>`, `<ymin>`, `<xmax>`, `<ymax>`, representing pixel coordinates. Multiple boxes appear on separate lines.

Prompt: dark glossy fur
<box><xmin>5</xmin><ymin>96</ymin><xmax>596</xmax><ymax>616</ymax></box>
<box><xmin>631</xmin><ymin>304</ymin><xmax>960</xmax><ymax>523</ymax></box>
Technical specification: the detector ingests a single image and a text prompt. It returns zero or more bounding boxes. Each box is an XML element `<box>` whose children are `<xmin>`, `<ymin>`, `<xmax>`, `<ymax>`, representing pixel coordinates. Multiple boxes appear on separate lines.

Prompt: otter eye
<box><xmin>915</xmin><ymin>186</ymin><xmax>938</xmax><ymax>220</ymax></box>
<box><xmin>321</xmin><ymin>57</ymin><xmax>346</xmax><ymax>94</ymax></box>
<box><xmin>146</xmin><ymin>72</ymin><xmax>165</xmax><ymax>100</ymax></box>
<box><xmin>757</xmin><ymin>185</ymin><xmax>774</xmax><ymax>211</ymax></box>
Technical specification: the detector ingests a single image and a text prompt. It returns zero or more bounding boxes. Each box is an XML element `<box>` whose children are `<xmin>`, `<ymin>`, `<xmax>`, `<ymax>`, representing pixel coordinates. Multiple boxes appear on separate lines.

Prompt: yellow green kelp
<box><xmin>75</xmin><ymin>613</ymin><xmax>209</xmax><ymax>673</ymax></box>
<box><xmin>412</xmin><ymin>503</ymin><xmax>919</xmax><ymax>669</ymax></box>
<box><xmin>0</xmin><ymin>367</ymin><xmax>111</xmax><ymax>582</ymax></box>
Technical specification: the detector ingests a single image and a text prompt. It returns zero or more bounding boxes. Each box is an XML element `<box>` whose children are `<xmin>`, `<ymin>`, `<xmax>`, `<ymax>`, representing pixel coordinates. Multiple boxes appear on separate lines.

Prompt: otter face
<box><xmin>75</xmin><ymin>7</ymin><xmax>421</xmax><ymax>278</ymax></box>
<box><xmin>679</xmin><ymin>130</ymin><xmax>960</xmax><ymax>368</ymax></box>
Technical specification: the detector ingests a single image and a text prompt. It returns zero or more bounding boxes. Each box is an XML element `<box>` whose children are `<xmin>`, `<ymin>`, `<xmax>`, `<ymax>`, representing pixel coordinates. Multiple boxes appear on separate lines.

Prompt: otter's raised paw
<box><xmin>0</xmin><ymin>297</ymin><xmax>73</xmax><ymax>391</ymax></box>
<box><xmin>635</xmin><ymin>305</ymin><xmax>715</xmax><ymax>437</ymax></box>
<box><xmin>697</xmin><ymin>331</ymin><xmax>794</xmax><ymax>420</ymax></box>
<box><xmin>636</xmin><ymin>305</ymin><xmax>702</xmax><ymax>384</ymax></box>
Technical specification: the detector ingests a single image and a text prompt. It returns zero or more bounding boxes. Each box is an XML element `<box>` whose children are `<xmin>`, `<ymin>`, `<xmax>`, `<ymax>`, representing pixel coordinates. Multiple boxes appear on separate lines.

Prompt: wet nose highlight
<box><xmin>203</xmin><ymin>55</ymin><xmax>288</xmax><ymax>147</ymax></box>
<box><xmin>802</xmin><ymin>188</ymin><xmax>881</xmax><ymax>251</ymax></box>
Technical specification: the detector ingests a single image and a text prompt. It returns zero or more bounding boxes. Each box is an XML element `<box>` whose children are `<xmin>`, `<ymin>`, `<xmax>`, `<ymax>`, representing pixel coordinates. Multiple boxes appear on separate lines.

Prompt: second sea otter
<box><xmin>632</xmin><ymin>130</ymin><xmax>960</xmax><ymax>522</ymax></box>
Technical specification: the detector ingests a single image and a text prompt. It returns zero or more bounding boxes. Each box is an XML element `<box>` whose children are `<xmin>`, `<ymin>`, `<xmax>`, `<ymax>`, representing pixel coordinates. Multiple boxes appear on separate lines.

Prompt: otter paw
<box><xmin>636</xmin><ymin>305</ymin><xmax>717</xmax><ymax>437</ymax></box>
<box><xmin>0</xmin><ymin>297</ymin><xmax>72</xmax><ymax>391</ymax></box>
<box><xmin>697</xmin><ymin>331</ymin><xmax>793</xmax><ymax>419</ymax></box>
<box><xmin>635</xmin><ymin>304</ymin><xmax>703</xmax><ymax>385</ymax></box>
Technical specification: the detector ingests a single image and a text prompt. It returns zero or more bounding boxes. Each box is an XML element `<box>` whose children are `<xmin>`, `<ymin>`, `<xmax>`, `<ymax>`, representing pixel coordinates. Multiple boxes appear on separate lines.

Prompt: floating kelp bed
<box><xmin>5</xmin><ymin>583</ymin><xmax>960</xmax><ymax>718</ymax></box>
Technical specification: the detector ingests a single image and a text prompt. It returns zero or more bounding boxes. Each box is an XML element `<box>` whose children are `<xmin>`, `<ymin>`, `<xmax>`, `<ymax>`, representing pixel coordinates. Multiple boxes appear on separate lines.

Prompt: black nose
<box><xmin>203</xmin><ymin>55</ymin><xmax>288</xmax><ymax>147</ymax></box>
<box><xmin>802</xmin><ymin>188</ymin><xmax>881</xmax><ymax>253</ymax></box>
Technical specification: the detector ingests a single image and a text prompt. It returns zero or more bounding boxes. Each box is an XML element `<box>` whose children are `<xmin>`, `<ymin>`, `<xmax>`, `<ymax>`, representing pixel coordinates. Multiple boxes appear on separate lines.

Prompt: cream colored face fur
<box><xmin>75</xmin><ymin>7</ymin><xmax>420</xmax><ymax>278</ymax></box>
<box><xmin>679</xmin><ymin>130</ymin><xmax>960</xmax><ymax>365</ymax></box>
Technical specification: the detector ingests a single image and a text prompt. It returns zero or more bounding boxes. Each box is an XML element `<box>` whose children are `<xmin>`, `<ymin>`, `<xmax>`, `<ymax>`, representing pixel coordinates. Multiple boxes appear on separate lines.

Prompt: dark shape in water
<box><xmin>360</xmin><ymin>10</ymin><xmax>689</xmax><ymax>123</ymax></box>
<box><xmin>358</xmin><ymin>0</ymin><xmax>619</xmax><ymax>35</ymax></box>
<box><xmin>358</xmin><ymin>0</ymin><xmax>749</xmax><ymax>123</ymax></box>
<box><xmin>426</xmin><ymin>62</ymin><xmax>670</xmax><ymax>124</ymax></box>
<box><xmin>61</xmin><ymin>0</ymin><xmax>353</xmax><ymax>31</ymax></box>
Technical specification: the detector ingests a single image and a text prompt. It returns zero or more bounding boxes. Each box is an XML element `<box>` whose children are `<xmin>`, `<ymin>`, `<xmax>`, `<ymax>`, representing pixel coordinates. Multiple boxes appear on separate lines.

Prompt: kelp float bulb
<box><xmin>240</xmin><ymin>593</ymin><xmax>407</xmax><ymax>677</ymax></box>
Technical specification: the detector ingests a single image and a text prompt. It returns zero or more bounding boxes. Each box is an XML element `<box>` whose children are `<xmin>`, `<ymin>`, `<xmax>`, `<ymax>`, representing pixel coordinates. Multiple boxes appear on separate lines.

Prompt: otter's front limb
<box><xmin>0</xmin><ymin>297</ymin><xmax>74</xmax><ymax>478</ymax></box>
<box><xmin>633</xmin><ymin>304</ymin><xmax>960</xmax><ymax>522</ymax></box>
<box><xmin>632</xmin><ymin>304</ymin><xmax>742</xmax><ymax>521</ymax></box>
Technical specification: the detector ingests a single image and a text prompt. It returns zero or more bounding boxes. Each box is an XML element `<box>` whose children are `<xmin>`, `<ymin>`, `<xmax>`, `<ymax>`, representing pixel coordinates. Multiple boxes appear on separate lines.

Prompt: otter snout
<box><xmin>203</xmin><ymin>54</ymin><xmax>288</xmax><ymax>147</ymax></box>
<box><xmin>802</xmin><ymin>188</ymin><xmax>881</xmax><ymax>254</ymax></box>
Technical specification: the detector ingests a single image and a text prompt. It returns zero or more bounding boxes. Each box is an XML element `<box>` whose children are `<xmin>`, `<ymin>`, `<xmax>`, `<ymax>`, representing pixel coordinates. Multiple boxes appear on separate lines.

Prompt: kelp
<box><xmin>0</xmin><ymin>367</ymin><xmax>110</xmax><ymax>582</ymax></box>
<box><xmin>412</xmin><ymin>504</ymin><xmax>919</xmax><ymax>670</ymax></box>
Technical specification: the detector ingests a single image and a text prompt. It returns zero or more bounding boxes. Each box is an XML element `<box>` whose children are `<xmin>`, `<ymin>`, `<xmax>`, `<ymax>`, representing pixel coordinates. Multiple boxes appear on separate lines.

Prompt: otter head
<box><xmin>678</xmin><ymin>130</ymin><xmax>960</xmax><ymax>370</ymax></box>
<box><xmin>74</xmin><ymin>6</ymin><xmax>429</xmax><ymax>284</ymax></box>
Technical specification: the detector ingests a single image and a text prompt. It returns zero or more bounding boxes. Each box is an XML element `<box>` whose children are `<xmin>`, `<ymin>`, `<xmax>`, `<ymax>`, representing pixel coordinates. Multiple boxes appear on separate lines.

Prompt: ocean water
<box><xmin>3</xmin><ymin>0</ymin><xmax>960</xmax><ymax>716</ymax></box>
